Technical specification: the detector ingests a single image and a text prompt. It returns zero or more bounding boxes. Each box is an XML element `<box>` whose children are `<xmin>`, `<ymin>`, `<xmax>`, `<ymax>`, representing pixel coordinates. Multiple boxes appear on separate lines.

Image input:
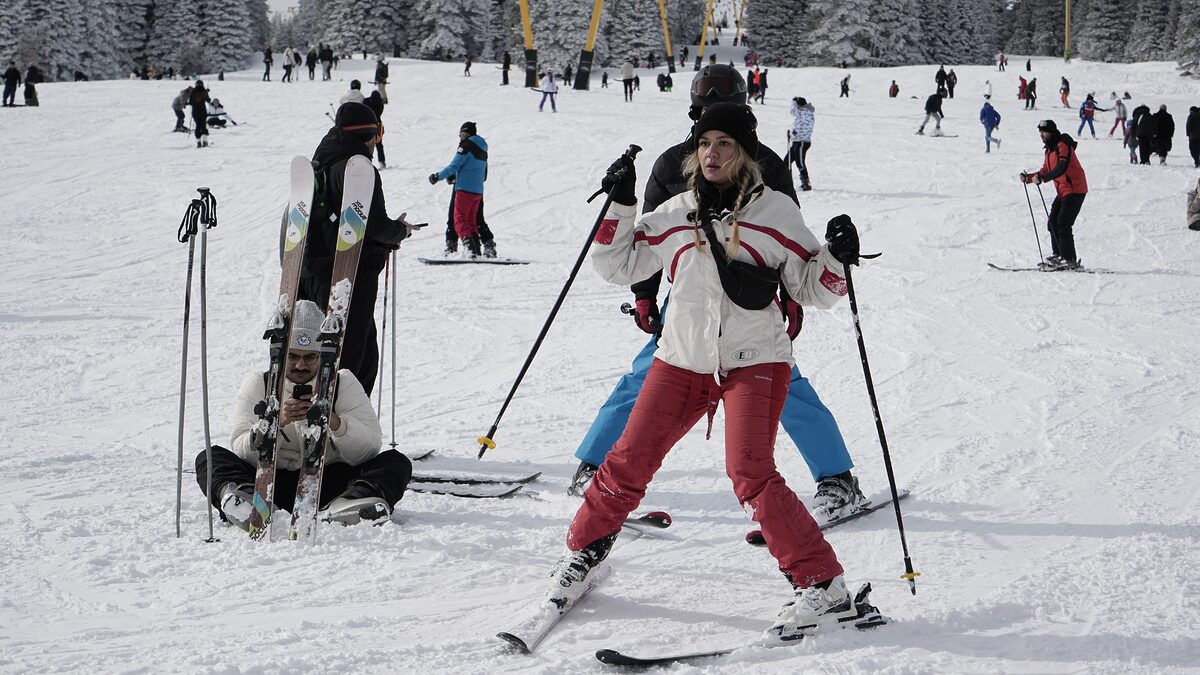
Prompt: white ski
<box><xmin>497</xmin><ymin>563</ymin><xmax>613</xmax><ymax>653</ymax></box>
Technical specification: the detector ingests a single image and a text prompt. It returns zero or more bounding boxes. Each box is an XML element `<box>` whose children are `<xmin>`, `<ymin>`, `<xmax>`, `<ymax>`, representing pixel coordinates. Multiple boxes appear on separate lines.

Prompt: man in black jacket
<box><xmin>917</xmin><ymin>91</ymin><xmax>945</xmax><ymax>135</ymax></box>
<box><xmin>300</xmin><ymin>102</ymin><xmax>423</xmax><ymax>394</ymax></box>
<box><xmin>1153</xmin><ymin>105</ymin><xmax>1175</xmax><ymax>165</ymax></box>
<box><xmin>567</xmin><ymin>65</ymin><xmax>867</xmax><ymax>523</ymax></box>
<box><xmin>2</xmin><ymin>61</ymin><xmax>20</xmax><ymax>107</ymax></box>
<box><xmin>1132</xmin><ymin>104</ymin><xmax>1156</xmax><ymax>165</ymax></box>
<box><xmin>1186</xmin><ymin>106</ymin><xmax>1200</xmax><ymax>168</ymax></box>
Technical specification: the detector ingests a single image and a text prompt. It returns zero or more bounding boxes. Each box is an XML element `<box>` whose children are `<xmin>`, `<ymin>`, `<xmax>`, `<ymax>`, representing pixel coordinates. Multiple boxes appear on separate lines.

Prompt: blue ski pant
<box><xmin>1077</xmin><ymin>117</ymin><xmax>1096</xmax><ymax>137</ymax></box>
<box><xmin>574</xmin><ymin>317</ymin><xmax>854</xmax><ymax>483</ymax></box>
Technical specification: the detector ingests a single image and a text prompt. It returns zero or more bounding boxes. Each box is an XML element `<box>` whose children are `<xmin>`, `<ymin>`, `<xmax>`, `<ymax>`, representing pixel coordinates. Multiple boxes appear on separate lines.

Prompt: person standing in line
<box><xmin>1077</xmin><ymin>94</ymin><xmax>1107</xmax><ymax>139</ymax></box>
<box><xmin>301</xmin><ymin>102</ymin><xmax>422</xmax><ymax>394</ymax></box>
<box><xmin>374</xmin><ymin>54</ymin><xmax>389</xmax><ymax>103</ymax></box>
<box><xmin>1109</xmin><ymin>94</ymin><xmax>1128</xmax><ymax>137</ymax></box>
<box><xmin>621</xmin><ymin>59</ymin><xmax>635</xmax><ymax>102</ymax></box>
<box><xmin>189</xmin><ymin>80</ymin><xmax>211</xmax><ymax>147</ymax></box>
<box><xmin>1020</xmin><ymin>119</ymin><xmax>1088</xmax><ymax>271</ymax></box>
<box><xmin>1185</xmin><ymin>105</ymin><xmax>1200</xmax><ymax>168</ymax></box>
<box><xmin>1059</xmin><ymin>77</ymin><xmax>1070</xmax><ymax>108</ymax></box>
<box><xmin>538</xmin><ymin>71</ymin><xmax>558</xmax><ymax>112</ymax></box>
<box><xmin>2</xmin><ymin>61</ymin><xmax>20</xmax><ymax>107</ymax></box>
<box><xmin>980</xmin><ymin>95</ymin><xmax>1002</xmax><ymax>153</ymax></box>
<box><xmin>788</xmin><ymin>96</ymin><xmax>815</xmax><ymax>190</ymax></box>
<box><xmin>262</xmin><ymin>46</ymin><xmax>273</xmax><ymax>82</ymax></box>
<box><xmin>1153</xmin><ymin>105</ymin><xmax>1175</xmax><ymax>164</ymax></box>
<box><xmin>568</xmin><ymin>66</ymin><xmax>869</xmax><ymax>524</ymax></box>
<box><xmin>916</xmin><ymin>91</ymin><xmax>945</xmax><ymax>135</ymax></box>
<box><xmin>195</xmin><ymin>299</ymin><xmax>413</xmax><ymax>530</ymax></box>
<box><xmin>501</xmin><ymin>51</ymin><xmax>511</xmax><ymax>86</ymax></box>
<box><xmin>545</xmin><ymin>102</ymin><xmax>873</xmax><ymax>642</ymax></box>
<box><xmin>839</xmin><ymin>74</ymin><xmax>851</xmax><ymax>97</ymax></box>
<box><xmin>429</xmin><ymin>121</ymin><xmax>497</xmax><ymax>258</ymax></box>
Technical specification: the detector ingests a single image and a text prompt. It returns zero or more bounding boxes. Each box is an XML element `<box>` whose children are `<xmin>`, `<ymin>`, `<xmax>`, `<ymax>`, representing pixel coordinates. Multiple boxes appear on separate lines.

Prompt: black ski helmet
<box><xmin>690</xmin><ymin>64</ymin><xmax>748</xmax><ymax>109</ymax></box>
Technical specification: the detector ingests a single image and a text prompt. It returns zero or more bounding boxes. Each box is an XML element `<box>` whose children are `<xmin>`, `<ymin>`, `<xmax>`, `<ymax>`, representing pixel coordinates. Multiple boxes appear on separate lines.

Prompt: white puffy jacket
<box><xmin>592</xmin><ymin>186</ymin><xmax>847</xmax><ymax>376</ymax></box>
<box><xmin>229</xmin><ymin>370</ymin><xmax>382</xmax><ymax>471</ymax></box>
<box><xmin>789</xmin><ymin>100</ymin><xmax>815</xmax><ymax>142</ymax></box>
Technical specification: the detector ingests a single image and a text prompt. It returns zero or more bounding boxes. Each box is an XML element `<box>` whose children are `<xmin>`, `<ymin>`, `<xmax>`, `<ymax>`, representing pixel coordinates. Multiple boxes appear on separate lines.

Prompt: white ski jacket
<box><xmin>229</xmin><ymin>370</ymin><xmax>382</xmax><ymax>471</ymax></box>
<box><xmin>789</xmin><ymin>100</ymin><xmax>815</xmax><ymax>142</ymax></box>
<box><xmin>592</xmin><ymin>186</ymin><xmax>848</xmax><ymax>376</ymax></box>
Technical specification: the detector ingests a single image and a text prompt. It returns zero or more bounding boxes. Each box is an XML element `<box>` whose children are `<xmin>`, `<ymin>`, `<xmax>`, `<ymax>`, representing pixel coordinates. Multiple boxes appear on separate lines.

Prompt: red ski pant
<box><xmin>568</xmin><ymin>359</ymin><xmax>843</xmax><ymax>587</ymax></box>
<box><xmin>452</xmin><ymin>190</ymin><xmax>482</xmax><ymax>239</ymax></box>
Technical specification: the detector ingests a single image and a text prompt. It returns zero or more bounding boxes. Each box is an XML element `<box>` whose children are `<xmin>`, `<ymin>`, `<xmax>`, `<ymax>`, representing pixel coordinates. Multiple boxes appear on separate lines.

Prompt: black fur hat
<box><xmin>691</xmin><ymin>102</ymin><xmax>758</xmax><ymax>156</ymax></box>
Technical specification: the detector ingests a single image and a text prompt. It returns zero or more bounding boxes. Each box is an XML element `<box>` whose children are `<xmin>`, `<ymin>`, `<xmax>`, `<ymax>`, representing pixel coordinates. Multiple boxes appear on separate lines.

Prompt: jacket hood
<box><xmin>312</xmin><ymin>127</ymin><xmax>371</xmax><ymax>169</ymax></box>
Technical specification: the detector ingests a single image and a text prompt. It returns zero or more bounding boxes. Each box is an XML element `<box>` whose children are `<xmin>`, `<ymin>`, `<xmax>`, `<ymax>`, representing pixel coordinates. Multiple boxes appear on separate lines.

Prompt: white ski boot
<box><xmin>766</xmin><ymin>575</ymin><xmax>858</xmax><ymax>641</ymax></box>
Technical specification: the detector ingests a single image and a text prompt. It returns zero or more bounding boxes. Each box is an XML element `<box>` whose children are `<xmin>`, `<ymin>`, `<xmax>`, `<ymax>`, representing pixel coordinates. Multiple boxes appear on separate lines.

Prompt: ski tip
<box><xmin>496</xmin><ymin>632</ymin><xmax>531</xmax><ymax>654</ymax></box>
<box><xmin>745</xmin><ymin>529</ymin><xmax>766</xmax><ymax>546</ymax></box>
<box><xmin>643</xmin><ymin>511</ymin><xmax>672</xmax><ymax>528</ymax></box>
<box><xmin>594</xmin><ymin>649</ymin><xmax>626</xmax><ymax>665</ymax></box>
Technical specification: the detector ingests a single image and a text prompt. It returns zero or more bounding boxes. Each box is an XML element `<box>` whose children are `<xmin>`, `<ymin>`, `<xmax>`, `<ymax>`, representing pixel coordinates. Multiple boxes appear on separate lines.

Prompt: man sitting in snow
<box><xmin>194</xmin><ymin>300</ymin><xmax>412</xmax><ymax>530</ymax></box>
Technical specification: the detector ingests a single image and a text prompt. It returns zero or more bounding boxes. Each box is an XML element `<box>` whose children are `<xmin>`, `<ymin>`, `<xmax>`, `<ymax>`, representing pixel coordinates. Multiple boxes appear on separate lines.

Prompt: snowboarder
<box><xmin>301</xmin><ymin>102</ymin><xmax>422</xmax><ymax>394</ymax></box>
<box><xmin>1020</xmin><ymin>119</ymin><xmax>1088</xmax><ymax>270</ymax></box>
<box><xmin>189</xmin><ymin>80</ymin><xmax>211</xmax><ymax>147</ymax></box>
<box><xmin>550</xmin><ymin>102</ymin><xmax>869</xmax><ymax>642</ymax></box>
<box><xmin>171</xmin><ymin>85</ymin><xmax>192</xmax><ymax>131</ymax></box>
<box><xmin>3</xmin><ymin>60</ymin><xmax>21</xmax><ymax>107</ymax></box>
<box><xmin>1153</xmin><ymin>105</ymin><xmax>1175</xmax><ymax>164</ymax></box>
<box><xmin>568</xmin><ymin>65</ymin><xmax>868</xmax><ymax>526</ymax></box>
<box><xmin>1076</xmin><ymin>94</ymin><xmax>1106</xmax><ymax>139</ymax></box>
<box><xmin>538</xmin><ymin>71</ymin><xmax>558</xmax><ymax>112</ymax></box>
<box><xmin>916</xmin><ymin>91</ymin><xmax>945</xmax><ymax>135</ymax></box>
<box><xmin>1186</xmin><ymin>105</ymin><xmax>1200</xmax><ymax>168</ymax></box>
<box><xmin>980</xmin><ymin>96</ymin><xmax>1002</xmax><ymax>152</ymax></box>
<box><xmin>788</xmin><ymin>96</ymin><xmax>815</xmax><ymax>190</ymax></box>
<box><xmin>194</xmin><ymin>299</ymin><xmax>412</xmax><ymax>531</ymax></box>
<box><xmin>429</xmin><ymin>121</ymin><xmax>497</xmax><ymax>258</ymax></box>
<box><xmin>374</xmin><ymin>54</ymin><xmax>389</xmax><ymax>103</ymax></box>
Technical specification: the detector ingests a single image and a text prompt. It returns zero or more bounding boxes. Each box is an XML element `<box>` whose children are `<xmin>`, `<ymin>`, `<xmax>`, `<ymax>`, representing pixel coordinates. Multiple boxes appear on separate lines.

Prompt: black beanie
<box><xmin>335</xmin><ymin>102</ymin><xmax>379</xmax><ymax>137</ymax></box>
<box><xmin>691</xmin><ymin>102</ymin><xmax>758</xmax><ymax>156</ymax></box>
<box><xmin>460</xmin><ymin>121</ymin><xmax>477</xmax><ymax>135</ymax></box>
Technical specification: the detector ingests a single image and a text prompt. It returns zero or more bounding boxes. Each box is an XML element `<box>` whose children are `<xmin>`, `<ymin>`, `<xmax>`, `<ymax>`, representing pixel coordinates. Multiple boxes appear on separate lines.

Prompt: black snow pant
<box><xmin>195</xmin><ymin>446</ymin><xmax>412</xmax><ymax>517</ymax></box>
<box><xmin>299</xmin><ymin>254</ymin><xmax>385</xmax><ymax>394</ymax></box>
<box><xmin>1047</xmin><ymin>192</ymin><xmax>1085</xmax><ymax>263</ymax></box>
<box><xmin>1138</xmin><ymin>140</ymin><xmax>1154</xmax><ymax>164</ymax></box>
<box><xmin>192</xmin><ymin>110</ymin><xmax>207</xmax><ymax>140</ymax></box>
<box><xmin>375</xmin><ymin>140</ymin><xmax>385</xmax><ymax>166</ymax></box>
<box><xmin>2</xmin><ymin>83</ymin><xmax>14</xmax><ymax>106</ymax></box>
<box><xmin>444</xmin><ymin>191</ymin><xmax>495</xmax><ymax>250</ymax></box>
<box><xmin>174</xmin><ymin>108</ymin><xmax>185</xmax><ymax>129</ymax></box>
<box><xmin>1189</xmin><ymin>137</ymin><xmax>1200</xmax><ymax>167</ymax></box>
<box><xmin>789</xmin><ymin>140</ymin><xmax>811</xmax><ymax>188</ymax></box>
<box><xmin>623</xmin><ymin>79</ymin><xmax>634</xmax><ymax>101</ymax></box>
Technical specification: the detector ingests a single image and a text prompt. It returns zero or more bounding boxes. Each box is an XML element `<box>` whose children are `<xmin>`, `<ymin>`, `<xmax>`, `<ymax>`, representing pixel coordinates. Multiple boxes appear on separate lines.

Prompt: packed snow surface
<box><xmin>2</xmin><ymin>55</ymin><xmax>1199</xmax><ymax>674</ymax></box>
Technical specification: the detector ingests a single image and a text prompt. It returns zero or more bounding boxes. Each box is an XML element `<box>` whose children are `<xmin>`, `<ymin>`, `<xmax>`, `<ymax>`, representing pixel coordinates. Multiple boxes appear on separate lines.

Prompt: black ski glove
<box><xmin>825</xmin><ymin>214</ymin><xmax>860</xmax><ymax>265</ymax></box>
<box><xmin>601</xmin><ymin>156</ymin><xmax>637</xmax><ymax>206</ymax></box>
<box><xmin>428</xmin><ymin>173</ymin><xmax>439</xmax><ymax>185</ymax></box>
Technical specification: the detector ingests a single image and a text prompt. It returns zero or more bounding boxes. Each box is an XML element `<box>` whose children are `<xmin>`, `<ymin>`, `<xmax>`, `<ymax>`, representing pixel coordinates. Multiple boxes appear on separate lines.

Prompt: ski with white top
<box><xmin>497</xmin><ymin>563</ymin><xmax>613</xmax><ymax>653</ymax></box>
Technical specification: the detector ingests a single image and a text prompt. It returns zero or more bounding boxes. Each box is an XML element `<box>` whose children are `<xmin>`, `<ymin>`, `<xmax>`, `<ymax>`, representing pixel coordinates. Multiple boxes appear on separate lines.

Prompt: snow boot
<box><xmin>482</xmin><ymin>240</ymin><xmax>497</xmax><ymax>258</ymax></box>
<box><xmin>219</xmin><ymin>483</ymin><xmax>255</xmax><ymax>532</ymax></box>
<box><xmin>320</xmin><ymin>480</ymin><xmax>391</xmax><ymax>525</ymax></box>
<box><xmin>546</xmin><ymin>532</ymin><xmax>617</xmax><ymax>608</ymax></box>
<box><xmin>201</xmin><ymin>134</ymin><xmax>209</xmax><ymax>147</ymax></box>
<box><xmin>766</xmin><ymin>575</ymin><xmax>857</xmax><ymax>641</ymax></box>
<box><xmin>463</xmin><ymin>234</ymin><xmax>482</xmax><ymax>259</ymax></box>
<box><xmin>812</xmin><ymin>471</ymin><xmax>868</xmax><ymax>521</ymax></box>
<box><xmin>567</xmin><ymin>461</ymin><xmax>598</xmax><ymax>497</ymax></box>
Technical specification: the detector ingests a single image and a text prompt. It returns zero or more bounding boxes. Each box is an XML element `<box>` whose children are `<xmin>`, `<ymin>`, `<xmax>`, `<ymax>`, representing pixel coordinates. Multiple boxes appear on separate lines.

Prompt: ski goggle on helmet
<box><xmin>690</xmin><ymin>65</ymin><xmax>748</xmax><ymax>108</ymax></box>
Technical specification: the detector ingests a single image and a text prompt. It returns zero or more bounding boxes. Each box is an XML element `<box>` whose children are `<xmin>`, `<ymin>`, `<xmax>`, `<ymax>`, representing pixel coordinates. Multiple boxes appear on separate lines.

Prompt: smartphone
<box><xmin>292</xmin><ymin>384</ymin><xmax>313</xmax><ymax>399</ymax></box>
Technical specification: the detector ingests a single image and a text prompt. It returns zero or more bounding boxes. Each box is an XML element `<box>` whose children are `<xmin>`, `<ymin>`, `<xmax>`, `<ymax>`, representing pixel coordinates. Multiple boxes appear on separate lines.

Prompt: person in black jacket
<box><xmin>23</xmin><ymin>63</ymin><xmax>42</xmax><ymax>106</ymax></box>
<box><xmin>1152</xmin><ymin>105</ymin><xmax>1175</xmax><ymax>165</ymax></box>
<box><xmin>917</xmin><ymin>91</ymin><xmax>945</xmax><ymax>135</ymax></box>
<box><xmin>1132</xmin><ymin>104</ymin><xmax>1156</xmax><ymax>165</ymax></box>
<box><xmin>3</xmin><ymin>61</ymin><xmax>20</xmax><ymax>106</ymax></box>
<box><xmin>299</xmin><ymin>102</ymin><xmax>424</xmax><ymax>394</ymax></box>
<box><xmin>501</xmin><ymin>51</ymin><xmax>511</xmax><ymax>86</ymax></box>
<box><xmin>363</xmin><ymin>90</ymin><xmax>386</xmax><ymax>168</ymax></box>
<box><xmin>189</xmin><ymin>80</ymin><xmax>211</xmax><ymax>147</ymax></box>
<box><xmin>1186</xmin><ymin>106</ymin><xmax>1200</xmax><ymax>168</ymax></box>
<box><xmin>374</xmin><ymin>55</ymin><xmax>389</xmax><ymax>103</ymax></box>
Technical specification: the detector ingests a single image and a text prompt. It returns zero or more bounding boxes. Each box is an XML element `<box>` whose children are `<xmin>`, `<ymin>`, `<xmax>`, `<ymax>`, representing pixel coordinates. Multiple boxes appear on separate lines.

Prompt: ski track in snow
<box><xmin>2</xmin><ymin>55</ymin><xmax>1199</xmax><ymax>673</ymax></box>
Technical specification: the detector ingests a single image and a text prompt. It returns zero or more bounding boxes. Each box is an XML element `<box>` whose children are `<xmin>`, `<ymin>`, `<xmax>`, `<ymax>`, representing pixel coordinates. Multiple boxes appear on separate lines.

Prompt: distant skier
<box><xmin>1076</xmin><ymin>94</ymin><xmax>1106</xmax><ymax>139</ymax></box>
<box><xmin>364</xmin><ymin>90</ymin><xmax>386</xmax><ymax>168</ymax></box>
<box><xmin>306</xmin><ymin>47</ymin><xmax>317</xmax><ymax>80</ymax></box>
<box><xmin>501</xmin><ymin>51</ymin><xmax>511</xmax><ymax>86</ymax></box>
<box><xmin>1109</xmin><ymin>94</ymin><xmax>1128</xmax><ymax>137</ymax></box>
<box><xmin>916</xmin><ymin>91</ymin><xmax>945</xmax><ymax>135</ymax></box>
<box><xmin>463</xmin><ymin>55</ymin><xmax>472</xmax><ymax>77</ymax></box>
<box><xmin>839</xmin><ymin>74</ymin><xmax>850</xmax><ymax>97</ymax></box>
<box><xmin>935</xmin><ymin>65</ymin><xmax>947</xmax><ymax>93</ymax></box>
<box><xmin>1020</xmin><ymin>119</ymin><xmax>1088</xmax><ymax>270</ymax></box>
<box><xmin>189</xmin><ymin>80</ymin><xmax>211</xmax><ymax>147</ymax></box>
<box><xmin>788</xmin><ymin>96</ymin><xmax>815</xmax><ymax>190</ymax></box>
<box><xmin>171</xmin><ymin>85</ymin><xmax>192</xmax><ymax>131</ymax></box>
<box><xmin>1059</xmin><ymin>77</ymin><xmax>1070</xmax><ymax>108</ymax></box>
<box><xmin>1018</xmin><ymin>76</ymin><xmax>1027</xmax><ymax>102</ymax></box>
<box><xmin>888</xmin><ymin>80</ymin><xmax>899</xmax><ymax>98</ymax></box>
<box><xmin>429</xmin><ymin>121</ymin><xmax>497</xmax><ymax>258</ymax></box>
<box><xmin>621</xmin><ymin>60</ymin><xmax>635</xmax><ymax>101</ymax></box>
<box><xmin>980</xmin><ymin>96</ymin><xmax>1002</xmax><ymax>152</ymax></box>
<box><xmin>946</xmin><ymin>69</ymin><xmax>958</xmax><ymax>98</ymax></box>
<box><xmin>538</xmin><ymin>71</ymin><xmax>558</xmax><ymax>112</ymax></box>
<box><xmin>22</xmin><ymin>63</ymin><xmax>42</xmax><ymax>106</ymax></box>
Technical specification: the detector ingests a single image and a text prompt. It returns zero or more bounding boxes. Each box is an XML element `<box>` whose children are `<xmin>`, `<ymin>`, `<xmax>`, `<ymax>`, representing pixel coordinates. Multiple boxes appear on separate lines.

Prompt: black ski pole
<box><xmin>196</xmin><ymin>188</ymin><xmax>218</xmax><ymax>543</ymax></box>
<box><xmin>842</xmin><ymin>257</ymin><xmax>921</xmax><ymax>595</ymax></box>
<box><xmin>389</xmin><ymin>248</ymin><xmax>398</xmax><ymax>450</ymax></box>
<box><xmin>377</xmin><ymin>252</ymin><xmax>390</xmax><ymax>416</ymax></box>
<box><xmin>174</xmin><ymin>196</ymin><xmax>203</xmax><ymax>539</ymax></box>
<box><xmin>477</xmin><ymin>144</ymin><xmax>642</xmax><ymax>459</ymax></box>
<box><xmin>1022</xmin><ymin>182</ymin><xmax>1046</xmax><ymax>263</ymax></box>
<box><xmin>1036</xmin><ymin>182</ymin><xmax>1050</xmax><ymax>217</ymax></box>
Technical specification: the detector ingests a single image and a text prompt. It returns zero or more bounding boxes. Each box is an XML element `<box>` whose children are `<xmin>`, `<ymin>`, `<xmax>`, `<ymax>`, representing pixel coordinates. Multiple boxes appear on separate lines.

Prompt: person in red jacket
<box><xmin>1020</xmin><ymin>120</ymin><xmax>1088</xmax><ymax>270</ymax></box>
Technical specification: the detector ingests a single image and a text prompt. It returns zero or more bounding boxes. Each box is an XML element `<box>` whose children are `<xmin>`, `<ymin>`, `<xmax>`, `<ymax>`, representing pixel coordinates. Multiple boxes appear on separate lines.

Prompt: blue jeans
<box><xmin>574</xmin><ymin>301</ymin><xmax>855</xmax><ymax>482</ymax></box>
<box><xmin>1077</xmin><ymin>117</ymin><xmax>1095</xmax><ymax>137</ymax></box>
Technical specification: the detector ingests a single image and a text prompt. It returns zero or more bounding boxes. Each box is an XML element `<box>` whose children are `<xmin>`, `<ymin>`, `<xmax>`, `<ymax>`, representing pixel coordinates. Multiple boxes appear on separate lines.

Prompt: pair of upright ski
<box><xmin>247</xmin><ymin>154</ymin><xmax>375</xmax><ymax>542</ymax></box>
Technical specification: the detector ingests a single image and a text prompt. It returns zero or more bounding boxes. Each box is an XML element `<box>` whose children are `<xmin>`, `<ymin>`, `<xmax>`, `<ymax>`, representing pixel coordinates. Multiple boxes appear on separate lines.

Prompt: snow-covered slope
<box><xmin>2</xmin><ymin>56</ymin><xmax>1198</xmax><ymax>673</ymax></box>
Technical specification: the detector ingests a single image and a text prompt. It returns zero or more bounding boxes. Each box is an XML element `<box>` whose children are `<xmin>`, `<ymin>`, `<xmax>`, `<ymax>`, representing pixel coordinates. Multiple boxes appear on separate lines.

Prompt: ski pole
<box><xmin>174</xmin><ymin>195</ymin><xmax>203</xmax><ymax>539</ymax></box>
<box><xmin>841</xmin><ymin>257</ymin><xmax>921</xmax><ymax>595</ymax></box>
<box><xmin>1022</xmin><ymin>182</ymin><xmax>1046</xmax><ymax>263</ymax></box>
<box><xmin>1036</xmin><ymin>182</ymin><xmax>1050</xmax><ymax>217</ymax></box>
<box><xmin>477</xmin><ymin>144</ymin><xmax>642</xmax><ymax>459</ymax></box>
<box><xmin>196</xmin><ymin>188</ymin><xmax>218</xmax><ymax>543</ymax></box>
<box><xmin>389</xmin><ymin>248</ymin><xmax>398</xmax><ymax>450</ymax></box>
<box><xmin>377</xmin><ymin>253</ymin><xmax>390</xmax><ymax>415</ymax></box>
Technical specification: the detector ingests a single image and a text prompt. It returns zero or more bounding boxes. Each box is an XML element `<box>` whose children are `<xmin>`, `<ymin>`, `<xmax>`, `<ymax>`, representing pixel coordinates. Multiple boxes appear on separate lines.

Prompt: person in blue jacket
<box><xmin>1076</xmin><ymin>94</ymin><xmax>1107</xmax><ymax>139</ymax></box>
<box><xmin>980</xmin><ymin>95</ymin><xmax>1002</xmax><ymax>153</ymax></box>
<box><xmin>429</xmin><ymin>121</ymin><xmax>497</xmax><ymax>258</ymax></box>
<box><xmin>566</xmin><ymin>64</ymin><xmax>868</xmax><ymax>523</ymax></box>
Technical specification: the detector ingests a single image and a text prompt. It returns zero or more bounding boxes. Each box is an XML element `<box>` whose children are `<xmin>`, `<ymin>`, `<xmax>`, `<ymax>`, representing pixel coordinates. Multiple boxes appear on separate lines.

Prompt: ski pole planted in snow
<box><xmin>1022</xmin><ymin>182</ymin><xmax>1046</xmax><ymax>264</ymax></box>
<box><xmin>197</xmin><ymin>188</ymin><xmax>218</xmax><ymax>543</ymax></box>
<box><xmin>841</xmin><ymin>256</ymin><xmax>921</xmax><ymax>595</ymax></box>
<box><xmin>477</xmin><ymin>144</ymin><xmax>642</xmax><ymax>459</ymax></box>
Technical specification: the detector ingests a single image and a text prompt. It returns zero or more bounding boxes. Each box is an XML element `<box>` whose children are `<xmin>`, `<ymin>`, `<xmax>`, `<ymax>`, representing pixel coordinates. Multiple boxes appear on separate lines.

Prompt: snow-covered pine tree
<box><xmin>200</xmin><ymin>0</ymin><xmax>253</xmax><ymax>73</ymax></box>
<box><xmin>801</xmin><ymin>0</ymin><xmax>877</xmax><ymax>67</ymax></box>
<box><xmin>603</xmin><ymin>0</ymin><xmax>662</xmax><ymax>69</ymax></box>
<box><xmin>1</xmin><ymin>0</ymin><xmax>30</xmax><ymax>68</ymax></box>
<box><xmin>1003</xmin><ymin>0</ymin><xmax>1036</xmax><ymax>56</ymax></box>
<box><xmin>921</xmin><ymin>0</ymin><xmax>976</xmax><ymax>65</ymax></box>
<box><xmin>78</xmin><ymin>0</ymin><xmax>123</xmax><ymax>80</ymax></box>
<box><xmin>1173</xmin><ymin>0</ymin><xmax>1200</xmax><ymax>71</ymax></box>
<box><xmin>665</xmin><ymin>0</ymin><xmax>703</xmax><ymax>62</ymax></box>
<box><xmin>19</xmin><ymin>0</ymin><xmax>85</xmax><ymax>80</ymax></box>
<box><xmin>868</xmin><ymin>0</ymin><xmax>927</xmax><ymax>66</ymax></box>
<box><xmin>1029</xmin><ymin>0</ymin><xmax>1064</xmax><ymax>57</ymax></box>
<box><xmin>1125</xmin><ymin>0</ymin><xmax>1174</xmax><ymax>62</ymax></box>
<box><xmin>146</xmin><ymin>0</ymin><xmax>200</xmax><ymax>74</ymax></box>
<box><xmin>1073</xmin><ymin>0</ymin><xmax>1135</xmax><ymax>62</ymax></box>
<box><xmin>248</xmin><ymin>0</ymin><xmax>272</xmax><ymax>54</ymax></box>
<box><xmin>117</xmin><ymin>0</ymin><xmax>156</xmax><ymax>78</ymax></box>
<box><xmin>294</xmin><ymin>0</ymin><xmax>326</xmax><ymax>50</ymax></box>
<box><xmin>961</xmin><ymin>0</ymin><xmax>1000</xmax><ymax>64</ymax></box>
<box><xmin>361</xmin><ymin>0</ymin><xmax>408</xmax><ymax>58</ymax></box>
<box><xmin>523</xmin><ymin>2</ymin><xmax>591</xmax><ymax>73</ymax></box>
<box><xmin>744</xmin><ymin>0</ymin><xmax>806</xmax><ymax>66</ymax></box>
